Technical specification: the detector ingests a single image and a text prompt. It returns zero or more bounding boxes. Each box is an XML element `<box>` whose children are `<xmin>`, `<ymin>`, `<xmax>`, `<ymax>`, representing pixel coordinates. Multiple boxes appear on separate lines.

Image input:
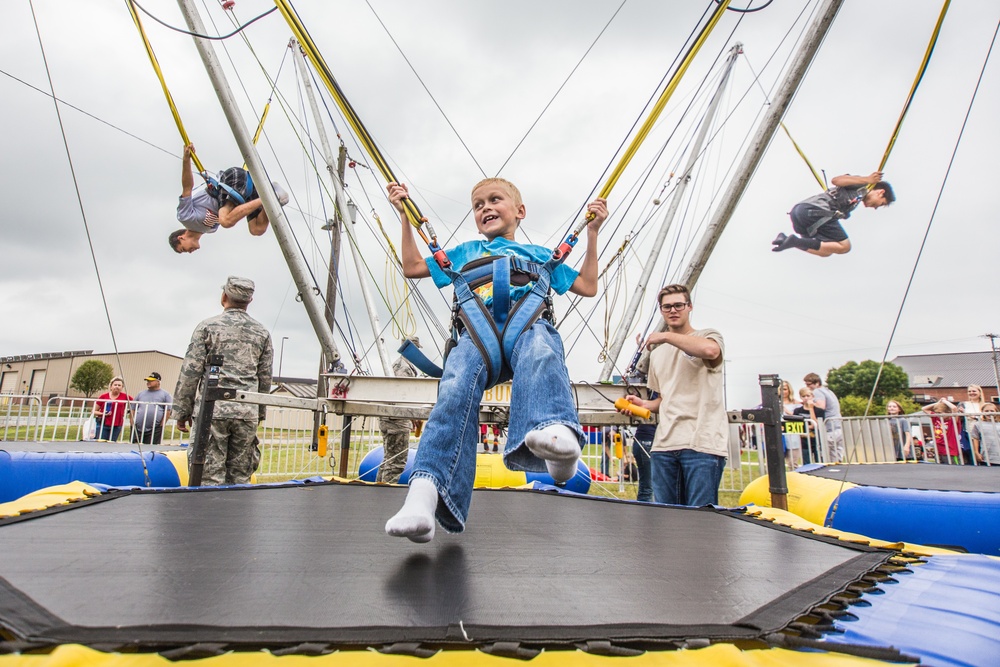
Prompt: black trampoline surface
<box><xmin>1</xmin><ymin>441</ymin><xmax>184</xmax><ymax>453</ymax></box>
<box><xmin>803</xmin><ymin>462</ymin><xmax>1000</xmax><ymax>493</ymax></box>
<box><xmin>0</xmin><ymin>481</ymin><xmax>891</xmax><ymax>651</ymax></box>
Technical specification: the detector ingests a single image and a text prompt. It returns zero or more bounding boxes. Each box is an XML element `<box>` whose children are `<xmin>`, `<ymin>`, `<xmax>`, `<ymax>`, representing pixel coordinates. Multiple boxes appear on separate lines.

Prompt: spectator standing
<box><xmin>780</xmin><ymin>380</ymin><xmax>803</xmax><ymax>468</ymax></box>
<box><xmin>793</xmin><ymin>387</ymin><xmax>825</xmax><ymax>464</ymax></box>
<box><xmin>922</xmin><ymin>399</ymin><xmax>962</xmax><ymax>465</ymax></box>
<box><xmin>970</xmin><ymin>402</ymin><xmax>1000</xmax><ymax>465</ymax></box>
<box><xmin>959</xmin><ymin>385</ymin><xmax>986</xmax><ymax>465</ymax></box>
<box><xmin>885</xmin><ymin>399</ymin><xmax>912</xmax><ymax>461</ymax></box>
<box><xmin>621</xmin><ymin>285</ymin><xmax>727</xmax><ymax>507</ymax></box>
<box><xmin>92</xmin><ymin>377</ymin><xmax>133</xmax><ymax>442</ymax></box>
<box><xmin>173</xmin><ymin>277</ymin><xmax>273</xmax><ymax>485</ymax></box>
<box><xmin>377</xmin><ymin>340</ymin><xmax>420</xmax><ymax>484</ymax></box>
<box><xmin>804</xmin><ymin>373</ymin><xmax>844</xmax><ymax>462</ymax></box>
<box><xmin>131</xmin><ymin>372</ymin><xmax>173</xmax><ymax>445</ymax></box>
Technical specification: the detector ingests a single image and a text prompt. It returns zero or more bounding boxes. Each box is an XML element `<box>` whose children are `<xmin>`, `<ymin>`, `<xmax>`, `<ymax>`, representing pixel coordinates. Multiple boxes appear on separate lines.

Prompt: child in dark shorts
<box><xmin>772</xmin><ymin>171</ymin><xmax>894</xmax><ymax>257</ymax></box>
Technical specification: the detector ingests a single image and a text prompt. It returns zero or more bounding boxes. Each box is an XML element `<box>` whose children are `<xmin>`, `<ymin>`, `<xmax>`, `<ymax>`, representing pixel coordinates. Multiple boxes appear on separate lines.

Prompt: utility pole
<box><xmin>175</xmin><ymin>0</ymin><xmax>341</xmax><ymax>366</ymax></box>
<box><xmin>636</xmin><ymin>0</ymin><xmax>846</xmax><ymax>374</ymax></box>
<box><xmin>599</xmin><ymin>44</ymin><xmax>742</xmax><ymax>382</ymax></box>
<box><xmin>291</xmin><ymin>40</ymin><xmax>392</xmax><ymax>375</ymax></box>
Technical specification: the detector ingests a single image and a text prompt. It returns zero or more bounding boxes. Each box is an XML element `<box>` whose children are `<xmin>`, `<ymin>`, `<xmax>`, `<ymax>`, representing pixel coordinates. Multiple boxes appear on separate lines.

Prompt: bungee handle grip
<box><xmin>615</xmin><ymin>397</ymin><xmax>651</xmax><ymax>420</ymax></box>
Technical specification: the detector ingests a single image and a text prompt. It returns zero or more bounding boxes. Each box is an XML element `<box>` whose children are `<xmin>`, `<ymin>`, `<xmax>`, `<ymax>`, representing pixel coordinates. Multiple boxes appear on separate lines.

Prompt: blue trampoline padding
<box><xmin>828</xmin><ymin>485</ymin><xmax>1000</xmax><ymax>555</ymax></box>
<box><xmin>826</xmin><ymin>555</ymin><xmax>1000</xmax><ymax>667</ymax></box>
<box><xmin>0</xmin><ymin>451</ymin><xmax>182</xmax><ymax>503</ymax></box>
<box><xmin>358</xmin><ymin>447</ymin><xmax>591</xmax><ymax>494</ymax></box>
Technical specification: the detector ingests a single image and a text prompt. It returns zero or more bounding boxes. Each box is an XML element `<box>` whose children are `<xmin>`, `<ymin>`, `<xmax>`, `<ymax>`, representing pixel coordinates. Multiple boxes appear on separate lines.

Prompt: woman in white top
<box><xmin>780</xmin><ymin>380</ymin><xmax>803</xmax><ymax>468</ymax></box>
<box><xmin>960</xmin><ymin>385</ymin><xmax>986</xmax><ymax>464</ymax></box>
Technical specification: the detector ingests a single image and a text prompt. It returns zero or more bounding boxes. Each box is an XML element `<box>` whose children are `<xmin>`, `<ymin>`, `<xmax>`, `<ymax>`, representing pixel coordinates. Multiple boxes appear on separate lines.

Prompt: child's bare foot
<box><xmin>385</xmin><ymin>477</ymin><xmax>437</xmax><ymax>543</ymax></box>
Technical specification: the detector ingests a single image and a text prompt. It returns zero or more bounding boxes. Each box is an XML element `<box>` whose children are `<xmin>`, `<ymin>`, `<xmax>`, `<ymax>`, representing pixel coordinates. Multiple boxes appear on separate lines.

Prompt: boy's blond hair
<box><xmin>471</xmin><ymin>177</ymin><xmax>523</xmax><ymax>208</ymax></box>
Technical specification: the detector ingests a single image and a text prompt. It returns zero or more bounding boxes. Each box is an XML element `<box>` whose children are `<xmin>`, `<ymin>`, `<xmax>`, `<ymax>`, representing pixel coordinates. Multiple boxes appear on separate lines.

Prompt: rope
<box><xmin>128</xmin><ymin>0</ymin><xmax>277</xmax><ymax>40</ymax></box>
<box><xmin>877</xmin><ymin>0</ymin><xmax>952</xmax><ymax>173</ymax></box>
<box><xmin>31</xmin><ymin>0</ymin><xmax>150</xmax><ymax>486</ymax></box>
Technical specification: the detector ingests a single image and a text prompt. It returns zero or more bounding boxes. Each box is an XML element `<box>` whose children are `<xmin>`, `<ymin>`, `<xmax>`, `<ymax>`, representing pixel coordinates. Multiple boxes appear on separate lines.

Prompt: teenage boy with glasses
<box><xmin>621</xmin><ymin>284</ymin><xmax>727</xmax><ymax>506</ymax></box>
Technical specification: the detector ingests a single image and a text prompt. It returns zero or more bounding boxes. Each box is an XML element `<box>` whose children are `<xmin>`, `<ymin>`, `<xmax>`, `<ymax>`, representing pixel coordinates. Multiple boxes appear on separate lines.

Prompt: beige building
<box><xmin>0</xmin><ymin>350</ymin><xmax>183</xmax><ymax>403</ymax></box>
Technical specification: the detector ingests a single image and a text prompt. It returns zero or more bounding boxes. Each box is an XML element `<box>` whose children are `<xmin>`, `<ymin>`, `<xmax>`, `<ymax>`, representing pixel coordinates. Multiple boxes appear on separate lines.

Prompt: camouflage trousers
<box><xmin>191</xmin><ymin>418</ymin><xmax>261</xmax><ymax>486</ymax></box>
<box><xmin>377</xmin><ymin>428</ymin><xmax>410</xmax><ymax>484</ymax></box>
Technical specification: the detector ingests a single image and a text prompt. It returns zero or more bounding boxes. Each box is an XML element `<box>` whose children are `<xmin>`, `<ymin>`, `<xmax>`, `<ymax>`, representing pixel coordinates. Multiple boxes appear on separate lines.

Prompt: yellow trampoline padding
<box><xmin>743</xmin><ymin>505</ymin><xmax>961</xmax><ymax>557</ymax></box>
<box><xmin>0</xmin><ymin>481</ymin><xmax>102</xmax><ymax>518</ymax></box>
<box><xmin>740</xmin><ymin>472</ymin><xmax>856</xmax><ymax>526</ymax></box>
<box><xmin>164</xmin><ymin>450</ymin><xmax>189</xmax><ymax>486</ymax></box>
<box><xmin>474</xmin><ymin>453</ymin><xmax>528</xmax><ymax>488</ymax></box>
<box><xmin>0</xmin><ymin>642</ymin><xmax>915</xmax><ymax>666</ymax></box>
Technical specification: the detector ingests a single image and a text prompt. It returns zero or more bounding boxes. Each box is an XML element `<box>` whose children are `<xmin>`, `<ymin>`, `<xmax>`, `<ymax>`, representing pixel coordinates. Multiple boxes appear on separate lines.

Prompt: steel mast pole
<box><xmin>637</xmin><ymin>0</ymin><xmax>845</xmax><ymax>374</ymax></box>
<box><xmin>175</xmin><ymin>0</ymin><xmax>340</xmax><ymax>365</ymax></box>
<box><xmin>599</xmin><ymin>44</ymin><xmax>741</xmax><ymax>382</ymax></box>
<box><xmin>291</xmin><ymin>41</ymin><xmax>392</xmax><ymax>375</ymax></box>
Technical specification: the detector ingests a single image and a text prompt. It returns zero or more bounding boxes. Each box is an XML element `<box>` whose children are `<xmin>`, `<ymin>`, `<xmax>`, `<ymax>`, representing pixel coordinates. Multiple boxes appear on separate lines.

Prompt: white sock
<box><xmin>385</xmin><ymin>476</ymin><xmax>437</xmax><ymax>543</ymax></box>
<box><xmin>271</xmin><ymin>181</ymin><xmax>289</xmax><ymax>206</ymax></box>
<box><xmin>525</xmin><ymin>424</ymin><xmax>580</xmax><ymax>483</ymax></box>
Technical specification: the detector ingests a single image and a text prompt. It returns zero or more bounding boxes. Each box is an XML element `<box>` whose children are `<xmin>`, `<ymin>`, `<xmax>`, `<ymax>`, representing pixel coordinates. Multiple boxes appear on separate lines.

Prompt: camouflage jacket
<box><xmin>173</xmin><ymin>308</ymin><xmax>273</xmax><ymax>422</ymax></box>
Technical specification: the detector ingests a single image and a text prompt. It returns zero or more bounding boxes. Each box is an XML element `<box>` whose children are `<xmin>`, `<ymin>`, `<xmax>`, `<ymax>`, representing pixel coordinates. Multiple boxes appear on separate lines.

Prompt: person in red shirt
<box><xmin>922</xmin><ymin>399</ymin><xmax>962</xmax><ymax>464</ymax></box>
<box><xmin>91</xmin><ymin>377</ymin><xmax>134</xmax><ymax>442</ymax></box>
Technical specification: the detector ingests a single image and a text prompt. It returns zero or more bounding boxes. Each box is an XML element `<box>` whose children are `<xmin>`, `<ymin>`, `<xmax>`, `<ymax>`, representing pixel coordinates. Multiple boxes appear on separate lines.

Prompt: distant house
<box><xmin>0</xmin><ymin>350</ymin><xmax>183</xmax><ymax>403</ymax></box>
<box><xmin>891</xmin><ymin>352</ymin><xmax>999</xmax><ymax>404</ymax></box>
<box><xmin>270</xmin><ymin>377</ymin><xmax>320</xmax><ymax>399</ymax></box>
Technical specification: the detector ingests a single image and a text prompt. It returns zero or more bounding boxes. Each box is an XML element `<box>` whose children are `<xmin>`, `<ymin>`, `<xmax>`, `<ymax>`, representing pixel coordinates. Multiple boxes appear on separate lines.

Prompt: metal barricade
<box><xmin>0</xmin><ymin>394</ymin><xmax>43</xmax><ymax>441</ymax></box>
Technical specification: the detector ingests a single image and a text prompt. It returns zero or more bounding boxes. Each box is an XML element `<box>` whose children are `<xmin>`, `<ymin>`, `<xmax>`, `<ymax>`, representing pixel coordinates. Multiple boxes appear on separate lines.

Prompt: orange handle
<box><xmin>615</xmin><ymin>397</ymin><xmax>651</xmax><ymax>420</ymax></box>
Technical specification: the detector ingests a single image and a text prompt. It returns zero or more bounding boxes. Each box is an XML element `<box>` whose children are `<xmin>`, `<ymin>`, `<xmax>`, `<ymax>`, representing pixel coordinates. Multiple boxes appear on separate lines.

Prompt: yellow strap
<box><xmin>877</xmin><ymin>0</ymin><xmax>951</xmax><ymax>172</ymax></box>
<box><xmin>242</xmin><ymin>101</ymin><xmax>271</xmax><ymax>170</ymax></box>
<box><xmin>780</xmin><ymin>122</ymin><xmax>825</xmax><ymax>190</ymax></box>
<box><xmin>125</xmin><ymin>0</ymin><xmax>205</xmax><ymax>173</ymax></box>
<box><xmin>597</xmin><ymin>0</ymin><xmax>731</xmax><ymax>200</ymax></box>
<box><xmin>275</xmin><ymin>1</ymin><xmax>426</xmax><ymax>232</ymax></box>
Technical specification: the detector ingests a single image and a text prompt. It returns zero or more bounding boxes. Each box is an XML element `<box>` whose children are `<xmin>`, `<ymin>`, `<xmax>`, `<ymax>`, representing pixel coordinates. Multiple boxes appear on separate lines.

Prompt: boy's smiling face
<box><xmin>472</xmin><ymin>184</ymin><xmax>525</xmax><ymax>241</ymax></box>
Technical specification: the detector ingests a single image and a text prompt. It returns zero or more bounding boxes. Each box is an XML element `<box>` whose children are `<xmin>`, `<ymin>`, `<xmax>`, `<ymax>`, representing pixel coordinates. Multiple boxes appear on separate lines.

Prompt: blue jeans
<box><xmin>96</xmin><ymin>420</ymin><xmax>122</xmax><ymax>442</ymax></box>
<box><xmin>632</xmin><ymin>437</ymin><xmax>654</xmax><ymax>502</ymax></box>
<box><xmin>650</xmin><ymin>449</ymin><xmax>726</xmax><ymax>506</ymax></box>
<box><xmin>409</xmin><ymin>320</ymin><xmax>583</xmax><ymax>533</ymax></box>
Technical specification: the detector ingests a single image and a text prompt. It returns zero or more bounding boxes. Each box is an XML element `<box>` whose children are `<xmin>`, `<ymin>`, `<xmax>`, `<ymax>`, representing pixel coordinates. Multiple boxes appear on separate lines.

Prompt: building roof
<box><xmin>271</xmin><ymin>377</ymin><xmax>319</xmax><ymax>399</ymax></box>
<box><xmin>891</xmin><ymin>351</ymin><xmax>999</xmax><ymax>388</ymax></box>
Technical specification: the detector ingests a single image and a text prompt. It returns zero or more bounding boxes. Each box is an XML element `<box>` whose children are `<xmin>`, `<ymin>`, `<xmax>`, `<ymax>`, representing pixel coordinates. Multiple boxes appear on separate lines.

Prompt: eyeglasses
<box><xmin>659</xmin><ymin>302</ymin><xmax>689</xmax><ymax>312</ymax></box>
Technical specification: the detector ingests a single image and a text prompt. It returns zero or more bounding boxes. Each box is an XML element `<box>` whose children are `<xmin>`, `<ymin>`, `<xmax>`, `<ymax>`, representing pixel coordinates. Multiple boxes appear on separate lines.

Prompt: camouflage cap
<box><xmin>405</xmin><ymin>335</ymin><xmax>421</xmax><ymax>348</ymax></box>
<box><xmin>222</xmin><ymin>276</ymin><xmax>255</xmax><ymax>302</ymax></box>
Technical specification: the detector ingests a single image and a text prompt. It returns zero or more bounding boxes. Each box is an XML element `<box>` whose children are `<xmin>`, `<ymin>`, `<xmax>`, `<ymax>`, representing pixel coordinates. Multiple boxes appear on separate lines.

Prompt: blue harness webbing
<box><xmin>203</xmin><ymin>171</ymin><xmax>253</xmax><ymax>206</ymax></box>
<box><xmin>399</xmin><ymin>255</ymin><xmax>556</xmax><ymax>389</ymax></box>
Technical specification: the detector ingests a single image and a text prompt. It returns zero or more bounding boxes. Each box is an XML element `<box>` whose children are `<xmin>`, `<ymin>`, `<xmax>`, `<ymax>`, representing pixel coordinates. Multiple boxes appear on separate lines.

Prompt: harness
<box><xmin>804</xmin><ymin>188</ymin><xmax>863</xmax><ymax>237</ymax></box>
<box><xmin>202</xmin><ymin>170</ymin><xmax>253</xmax><ymax>206</ymax></box>
<box><xmin>400</xmin><ymin>255</ymin><xmax>557</xmax><ymax>389</ymax></box>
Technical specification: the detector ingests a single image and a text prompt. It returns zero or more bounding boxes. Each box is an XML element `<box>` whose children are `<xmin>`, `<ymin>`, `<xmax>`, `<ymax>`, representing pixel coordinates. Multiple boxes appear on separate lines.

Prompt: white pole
<box><xmin>599</xmin><ymin>44</ymin><xmax>742</xmax><ymax>382</ymax></box>
<box><xmin>291</xmin><ymin>42</ymin><xmax>392</xmax><ymax>375</ymax></box>
<box><xmin>174</xmin><ymin>0</ymin><xmax>341</xmax><ymax>365</ymax></box>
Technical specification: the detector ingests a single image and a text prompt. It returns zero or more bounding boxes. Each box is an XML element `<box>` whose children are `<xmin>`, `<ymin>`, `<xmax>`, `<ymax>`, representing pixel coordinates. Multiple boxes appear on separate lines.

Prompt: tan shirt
<box><xmin>647</xmin><ymin>328</ymin><xmax>728</xmax><ymax>457</ymax></box>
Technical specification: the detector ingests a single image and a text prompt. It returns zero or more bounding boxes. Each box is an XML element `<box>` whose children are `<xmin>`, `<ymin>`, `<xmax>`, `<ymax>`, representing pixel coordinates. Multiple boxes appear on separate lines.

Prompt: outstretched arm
<box><xmin>181</xmin><ymin>144</ymin><xmax>196</xmax><ymax>197</ymax></box>
<box><xmin>217</xmin><ymin>200</ymin><xmax>270</xmax><ymax>230</ymax></box>
<box><xmin>568</xmin><ymin>198</ymin><xmax>608</xmax><ymax>297</ymax></box>
<box><xmin>388</xmin><ymin>182</ymin><xmax>431</xmax><ymax>279</ymax></box>
<box><xmin>830</xmin><ymin>171</ymin><xmax>883</xmax><ymax>188</ymax></box>
<box><xmin>644</xmin><ymin>331</ymin><xmax>722</xmax><ymax>365</ymax></box>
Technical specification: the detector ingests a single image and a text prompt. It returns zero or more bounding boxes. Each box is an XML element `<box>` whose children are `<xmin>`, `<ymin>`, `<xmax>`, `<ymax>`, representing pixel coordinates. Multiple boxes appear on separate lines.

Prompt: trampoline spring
<box><xmin>378</xmin><ymin>643</ymin><xmax>439</xmax><ymax>658</ymax></box>
<box><xmin>576</xmin><ymin>640</ymin><xmax>645</xmax><ymax>657</ymax></box>
<box><xmin>481</xmin><ymin>641</ymin><xmax>540</xmax><ymax>660</ymax></box>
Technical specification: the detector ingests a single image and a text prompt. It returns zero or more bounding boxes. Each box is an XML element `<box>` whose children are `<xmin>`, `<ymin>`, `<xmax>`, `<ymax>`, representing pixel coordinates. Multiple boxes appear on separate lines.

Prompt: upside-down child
<box><xmin>772</xmin><ymin>171</ymin><xmax>895</xmax><ymax>257</ymax></box>
<box><xmin>169</xmin><ymin>144</ymin><xmax>290</xmax><ymax>254</ymax></box>
<box><xmin>384</xmin><ymin>179</ymin><xmax>608</xmax><ymax>542</ymax></box>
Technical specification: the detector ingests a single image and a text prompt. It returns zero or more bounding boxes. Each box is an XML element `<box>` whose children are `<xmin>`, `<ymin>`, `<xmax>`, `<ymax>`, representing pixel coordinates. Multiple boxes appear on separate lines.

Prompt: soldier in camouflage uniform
<box><xmin>376</xmin><ymin>337</ymin><xmax>420</xmax><ymax>484</ymax></box>
<box><xmin>173</xmin><ymin>276</ymin><xmax>273</xmax><ymax>485</ymax></box>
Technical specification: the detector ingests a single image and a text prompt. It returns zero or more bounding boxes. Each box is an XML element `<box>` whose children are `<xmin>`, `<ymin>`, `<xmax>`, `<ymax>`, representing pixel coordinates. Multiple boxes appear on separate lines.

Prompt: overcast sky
<box><xmin>2</xmin><ymin>0</ymin><xmax>998</xmax><ymax>408</ymax></box>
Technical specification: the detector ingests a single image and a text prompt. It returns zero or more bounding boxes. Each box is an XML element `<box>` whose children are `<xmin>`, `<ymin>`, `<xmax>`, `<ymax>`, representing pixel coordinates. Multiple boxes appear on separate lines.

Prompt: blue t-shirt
<box><xmin>425</xmin><ymin>238</ymin><xmax>579</xmax><ymax>305</ymax></box>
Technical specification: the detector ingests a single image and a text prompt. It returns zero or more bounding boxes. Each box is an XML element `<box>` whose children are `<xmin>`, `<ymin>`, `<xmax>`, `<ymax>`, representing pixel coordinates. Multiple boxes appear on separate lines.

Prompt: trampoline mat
<box><xmin>803</xmin><ymin>463</ymin><xmax>1000</xmax><ymax>493</ymax></box>
<box><xmin>0</xmin><ymin>482</ymin><xmax>891</xmax><ymax>651</ymax></box>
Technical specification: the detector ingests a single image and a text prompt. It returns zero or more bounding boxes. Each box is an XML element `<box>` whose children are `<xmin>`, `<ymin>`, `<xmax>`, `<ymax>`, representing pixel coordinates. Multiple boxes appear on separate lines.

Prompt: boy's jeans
<box><xmin>409</xmin><ymin>320</ymin><xmax>583</xmax><ymax>533</ymax></box>
<box><xmin>650</xmin><ymin>449</ymin><xmax>726</xmax><ymax>507</ymax></box>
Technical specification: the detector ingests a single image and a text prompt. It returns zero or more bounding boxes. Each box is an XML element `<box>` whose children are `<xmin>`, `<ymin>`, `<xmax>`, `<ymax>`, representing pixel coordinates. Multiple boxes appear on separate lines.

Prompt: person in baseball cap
<box><xmin>221</xmin><ymin>276</ymin><xmax>255</xmax><ymax>304</ymax></box>
<box><xmin>144</xmin><ymin>372</ymin><xmax>162</xmax><ymax>383</ymax></box>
